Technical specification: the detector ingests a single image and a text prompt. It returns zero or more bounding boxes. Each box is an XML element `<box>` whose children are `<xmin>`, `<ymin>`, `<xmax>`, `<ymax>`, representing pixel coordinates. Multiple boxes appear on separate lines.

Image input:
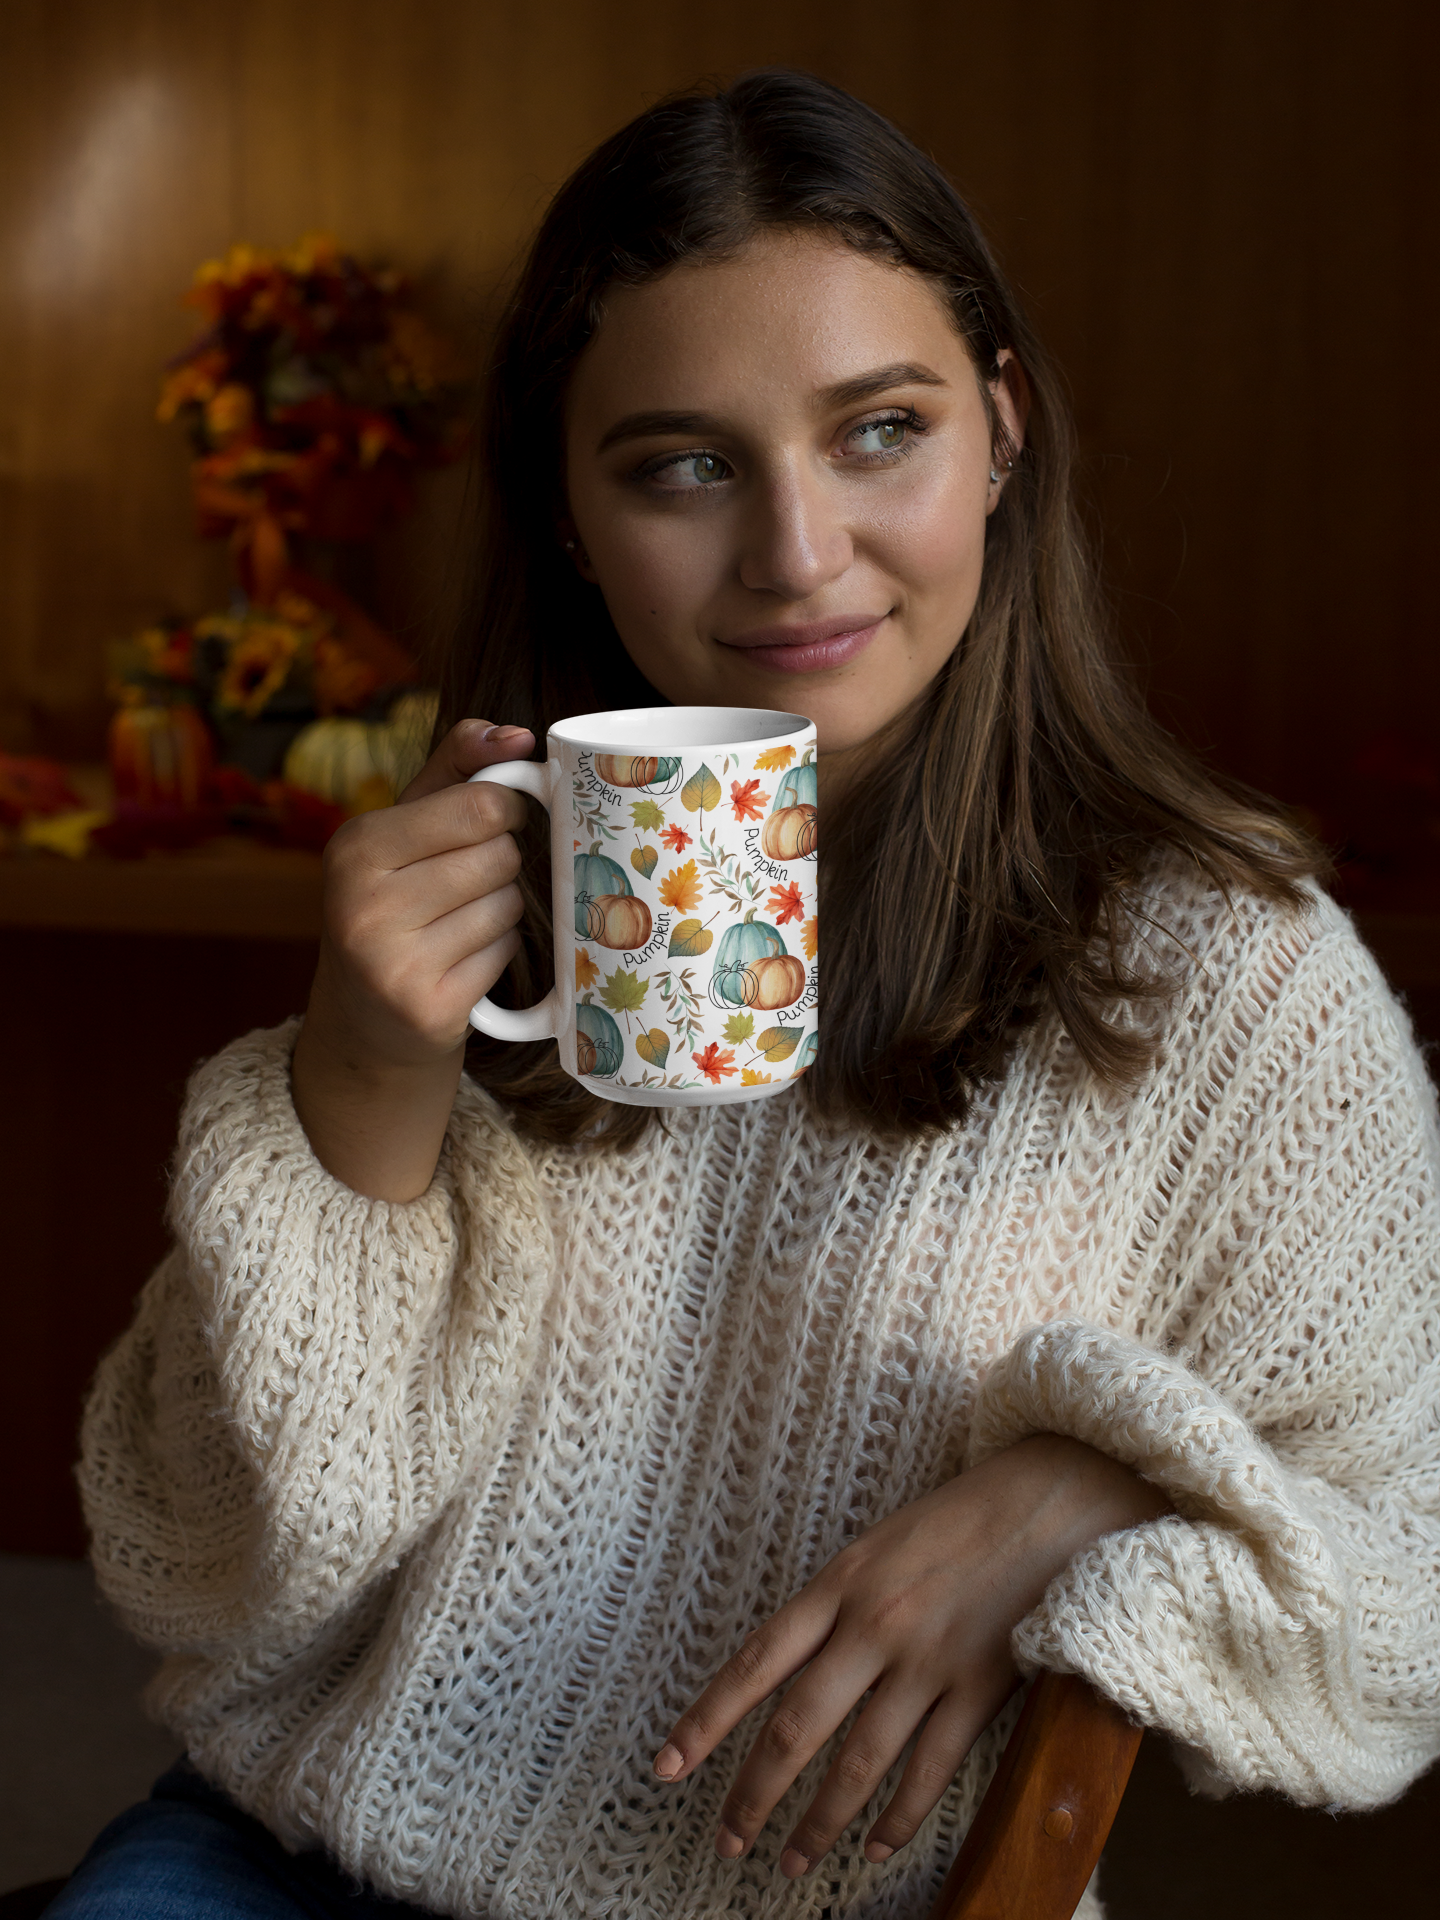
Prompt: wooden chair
<box><xmin>927</xmin><ymin>1670</ymin><xmax>1143</xmax><ymax>1920</ymax></box>
<box><xmin>0</xmin><ymin>1672</ymin><xmax>1139</xmax><ymax>1919</ymax></box>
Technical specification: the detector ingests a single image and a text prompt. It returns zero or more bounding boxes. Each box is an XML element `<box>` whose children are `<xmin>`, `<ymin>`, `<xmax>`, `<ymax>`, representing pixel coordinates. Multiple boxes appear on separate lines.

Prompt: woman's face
<box><xmin>563</xmin><ymin>228</ymin><xmax>1026</xmax><ymax>767</ymax></box>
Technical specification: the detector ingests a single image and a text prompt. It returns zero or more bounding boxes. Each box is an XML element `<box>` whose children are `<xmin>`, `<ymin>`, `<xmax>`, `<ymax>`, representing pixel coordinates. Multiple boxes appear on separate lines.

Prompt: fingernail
<box><xmin>715</xmin><ymin>1825</ymin><xmax>746</xmax><ymax>1860</ymax></box>
<box><xmin>653</xmin><ymin>1743</ymin><xmax>684</xmax><ymax>1780</ymax></box>
<box><xmin>779</xmin><ymin>1847</ymin><xmax>811</xmax><ymax>1878</ymax></box>
<box><xmin>483</xmin><ymin>724</ymin><xmax>531</xmax><ymax>742</ymax></box>
<box><xmin>864</xmin><ymin>1841</ymin><xmax>894</xmax><ymax>1863</ymax></box>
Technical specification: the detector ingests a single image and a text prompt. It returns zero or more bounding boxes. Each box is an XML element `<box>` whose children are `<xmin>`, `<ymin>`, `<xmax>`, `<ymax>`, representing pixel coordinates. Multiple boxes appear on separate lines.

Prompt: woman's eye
<box><xmin>847</xmin><ymin>415</ymin><xmax>917</xmax><ymax>457</ymax></box>
<box><xmin>645</xmin><ymin>450</ymin><xmax>730</xmax><ymax>490</ymax></box>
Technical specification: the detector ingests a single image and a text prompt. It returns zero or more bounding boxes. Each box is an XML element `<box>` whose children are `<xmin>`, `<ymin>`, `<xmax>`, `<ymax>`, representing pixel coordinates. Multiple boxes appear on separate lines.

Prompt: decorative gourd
<box><xmin>575</xmin><ymin>846</ymin><xmax>651</xmax><ymax>947</ymax></box>
<box><xmin>709</xmin><ymin>911</ymin><xmax>786</xmax><ymax>1007</ymax></box>
<box><xmin>745</xmin><ymin>953</ymin><xmax>806</xmax><ymax>1010</ymax></box>
<box><xmin>283</xmin><ymin>717</ymin><xmax>400</xmax><ymax>808</ymax></box>
<box><xmin>575</xmin><ymin>1002</ymin><xmax>624</xmax><ymax>1077</ymax></box>
<box><xmin>760</xmin><ymin>803</ymin><xmax>818</xmax><ymax>860</ymax></box>
<box><xmin>593</xmin><ymin>753</ymin><xmax>683</xmax><ymax>793</ymax></box>
<box><xmin>108</xmin><ymin>701</ymin><xmax>214</xmax><ymax>808</ymax></box>
<box><xmin>760</xmin><ymin>756</ymin><xmax>819</xmax><ymax>859</ymax></box>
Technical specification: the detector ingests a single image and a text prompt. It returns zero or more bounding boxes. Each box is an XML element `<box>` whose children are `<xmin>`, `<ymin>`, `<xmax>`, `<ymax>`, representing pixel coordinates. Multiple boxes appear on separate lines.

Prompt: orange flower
<box><xmin>801</xmin><ymin>915</ymin><xmax>818</xmax><ymax>962</ymax></box>
<box><xmin>730</xmin><ymin>777</ymin><xmax>769</xmax><ymax>822</ymax></box>
<box><xmin>740</xmin><ymin>1068</ymin><xmax>773</xmax><ymax>1086</ymax></box>
<box><xmin>693</xmin><ymin>1042</ymin><xmax>737</xmax><ymax>1084</ymax></box>
<box><xmin>659</xmin><ymin>859</ymin><xmax>701</xmax><ymax>913</ymax></box>
<box><xmin>660</xmin><ymin>823</ymin><xmax>692</xmax><ymax>852</ymax></box>
<box><xmin>215</xmin><ymin>625</ymin><xmax>299</xmax><ymax>719</ymax></box>
<box><xmin>204</xmin><ymin>383</ymin><xmax>255</xmax><ymax>443</ymax></box>
<box><xmin>575</xmin><ymin>948</ymin><xmax>600</xmax><ymax>991</ymax></box>
<box><xmin>767</xmin><ymin>881</ymin><xmax>804</xmax><ymax>926</ymax></box>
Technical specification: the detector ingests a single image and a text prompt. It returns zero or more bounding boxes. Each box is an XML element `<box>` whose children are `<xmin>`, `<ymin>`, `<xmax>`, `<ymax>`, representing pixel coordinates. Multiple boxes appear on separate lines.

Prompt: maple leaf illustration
<box><xmin>659</xmin><ymin>859</ymin><xmax>702</xmax><ymax>913</ymax></box>
<box><xmin>692</xmin><ymin>1041</ymin><xmax>737</xmax><ymax>1084</ymax></box>
<box><xmin>660</xmin><ymin>823</ymin><xmax>692</xmax><ymax>852</ymax></box>
<box><xmin>767</xmin><ymin>880</ymin><xmax>804</xmax><ymax>926</ymax></box>
<box><xmin>574</xmin><ymin>948</ymin><xmax>600</xmax><ymax>991</ymax></box>
<box><xmin>630</xmin><ymin>799</ymin><xmax>665</xmax><ymax>832</ymax></box>
<box><xmin>599</xmin><ymin>967</ymin><xmax>649</xmax><ymax>1028</ymax></box>
<box><xmin>801</xmin><ymin>915</ymin><xmax>817</xmax><ymax>962</ymax></box>
<box><xmin>753</xmin><ymin>745</ymin><xmax>796</xmax><ymax>773</ymax></box>
<box><xmin>729</xmin><ymin>777</ymin><xmax>769</xmax><ymax>823</ymax></box>
<box><xmin>741</xmin><ymin>1068</ymin><xmax>774</xmax><ymax>1086</ymax></box>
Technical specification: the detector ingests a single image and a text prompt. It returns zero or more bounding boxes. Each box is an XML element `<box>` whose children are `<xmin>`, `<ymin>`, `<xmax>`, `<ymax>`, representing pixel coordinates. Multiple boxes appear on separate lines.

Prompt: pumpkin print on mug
<box><xmin>467</xmin><ymin>707</ymin><xmax>817</xmax><ymax>1108</ymax></box>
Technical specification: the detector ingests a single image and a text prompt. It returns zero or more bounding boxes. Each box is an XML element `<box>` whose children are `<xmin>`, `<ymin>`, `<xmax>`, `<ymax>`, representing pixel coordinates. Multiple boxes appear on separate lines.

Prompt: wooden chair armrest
<box><xmin>926</xmin><ymin>1672</ymin><xmax>1143</xmax><ymax>1920</ymax></box>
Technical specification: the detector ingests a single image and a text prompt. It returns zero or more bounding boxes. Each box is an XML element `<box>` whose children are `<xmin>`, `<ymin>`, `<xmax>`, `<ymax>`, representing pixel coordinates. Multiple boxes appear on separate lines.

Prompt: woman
<box><xmin>66</xmin><ymin>70</ymin><xmax>1440</xmax><ymax>1920</ymax></box>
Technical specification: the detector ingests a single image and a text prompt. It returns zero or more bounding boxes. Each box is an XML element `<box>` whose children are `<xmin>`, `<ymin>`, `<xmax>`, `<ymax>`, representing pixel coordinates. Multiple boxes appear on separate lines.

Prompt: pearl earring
<box><xmin>989</xmin><ymin>468</ymin><xmax>999</xmax><ymax>484</ymax></box>
<box><xmin>564</xmin><ymin>538</ymin><xmax>577</xmax><ymax>552</ymax></box>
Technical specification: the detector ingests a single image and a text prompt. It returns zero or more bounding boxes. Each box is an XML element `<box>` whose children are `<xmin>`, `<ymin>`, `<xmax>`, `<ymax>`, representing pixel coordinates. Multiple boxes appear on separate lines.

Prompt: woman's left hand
<box><xmin>653</xmin><ymin>1433</ymin><xmax>1170</xmax><ymax>1878</ymax></box>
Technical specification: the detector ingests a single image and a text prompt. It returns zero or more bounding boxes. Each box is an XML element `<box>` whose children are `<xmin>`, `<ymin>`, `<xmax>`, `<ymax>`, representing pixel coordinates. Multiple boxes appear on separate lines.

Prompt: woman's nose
<box><xmin>737</xmin><ymin>467</ymin><xmax>853</xmax><ymax>600</ymax></box>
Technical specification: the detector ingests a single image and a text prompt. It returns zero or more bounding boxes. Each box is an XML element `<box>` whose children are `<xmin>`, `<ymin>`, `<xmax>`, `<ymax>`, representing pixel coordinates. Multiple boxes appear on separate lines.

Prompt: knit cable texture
<box><xmin>80</xmin><ymin>869</ymin><xmax>1440</xmax><ymax>1919</ymax></box>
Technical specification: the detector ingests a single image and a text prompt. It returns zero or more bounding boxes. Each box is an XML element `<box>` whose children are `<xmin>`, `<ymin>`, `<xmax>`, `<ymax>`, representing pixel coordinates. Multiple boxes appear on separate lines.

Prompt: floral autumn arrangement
<box><xmin>91</xmin><ymin>234</ymin><xmax>464</xmax><ymax>855</ymax></box>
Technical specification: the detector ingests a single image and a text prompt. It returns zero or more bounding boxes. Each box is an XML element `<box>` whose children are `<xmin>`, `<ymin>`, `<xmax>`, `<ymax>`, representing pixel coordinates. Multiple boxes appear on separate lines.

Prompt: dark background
<box><xmin>1</xmin><ymin>2</ymin><xmax>1436</xmax><ymax>1911</ymax></box>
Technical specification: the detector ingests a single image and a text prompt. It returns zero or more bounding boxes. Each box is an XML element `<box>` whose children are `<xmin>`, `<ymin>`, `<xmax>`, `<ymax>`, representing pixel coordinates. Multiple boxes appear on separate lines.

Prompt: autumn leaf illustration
<box><xmin>681</xmin><ymin>764</ymin><xmax>721</xmax><ymax>815</ymax></box>
<box><xmin>630</xmin><ymin>799</ymin><xmax>665</xmax><ymax>832</ymax></box>
<box><xmin>631</xmin><ymin>845</ymin><xmax>659</xmax><ymax>881</ymax></box>
<box><xmin>660</xmin><ymin>823</ymin><xmax>692</xmax><ymax>852</ymax></box>
<box><xmin>767</xmin><ymin>880</ymin><xmax>804</xmax><ymax>926</ymax></box>
<box><xmin>599</xmin><ymin>967</ymin><xmax>649</xmax><ymax>1029</ymax></box>
<box><xmin>575</xmin><ymin>948</ymin><xmax>600</xmax><ymax>992</ymax></box>
<box><xmin>801</xmin><ymin>915</ymin><xmax>817</xmax><ymax>962</ymax></box>
<box><xmin>692</xmin><ymin>1041</ymin><xmax>737</xmax><ymax>1084</ymax></box>
<box><xmin>753</xmin><ymin>1023</ymin><xmax>802</xmax><ymax>1062</ymax></box>
<box><xmin>722</xmin><ymin>1011</ymin><xmax>755</xmax><ymax>1044</ymax></box>
<box><xmin>636</xmin><ymin>1027</ymin><xmax>670</xmax><ymax>1069</ymax></box>
<box><xmin>730</xmin><ymin>777</ymin><xmax>769</xmax><ymax>823</ymax></box>
<box><xmin>659</xmin><ymin>859</ymin><xmax>701</xmax><ymax>913</ymax></box>
<box><xmin>741</xmin><ymin>1068</ymin><xmax>774</xmax><ymax>1086</ymax></box>
<box><xmin>668</xmin><ymin>917</ymin><xmax>714</xmax><ymax>957</ymax></box>
<box><xmin>753</xmin><ymin>744</ymin><xmax>796</xmax><ymax>773</ymax></box>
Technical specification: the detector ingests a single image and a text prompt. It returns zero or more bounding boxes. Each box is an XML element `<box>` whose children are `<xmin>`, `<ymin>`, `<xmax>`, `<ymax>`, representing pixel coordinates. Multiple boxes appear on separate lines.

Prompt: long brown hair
<box><xmin>442</xmin><ymin>69</ymin><xmax>1316</xmax><ymax>1144</ymax></box>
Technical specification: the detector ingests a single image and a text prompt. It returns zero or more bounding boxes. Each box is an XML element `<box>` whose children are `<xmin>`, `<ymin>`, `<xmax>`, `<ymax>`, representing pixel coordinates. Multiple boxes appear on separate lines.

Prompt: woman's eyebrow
<box><xmin>595</xmin><ymin>364</ymin><xmax>949</xmax><ymax>455</ymax></box>
<box><xmin>597</xmin><ymin>410</ymin><xmax>719</xmax><ymax>453</ymax></box>
<box><xmin>817</xmin><ymin>361</ymin><xmax>948</xmax><ymax>409</ymax></box>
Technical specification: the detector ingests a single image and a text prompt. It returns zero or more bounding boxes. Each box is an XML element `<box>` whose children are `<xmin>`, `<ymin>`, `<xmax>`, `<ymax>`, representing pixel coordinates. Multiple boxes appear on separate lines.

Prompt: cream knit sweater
<box><xmin>81</xmin><ymin>865</ymin><xmax>1440</xmax><ymax>1920</ymax></box>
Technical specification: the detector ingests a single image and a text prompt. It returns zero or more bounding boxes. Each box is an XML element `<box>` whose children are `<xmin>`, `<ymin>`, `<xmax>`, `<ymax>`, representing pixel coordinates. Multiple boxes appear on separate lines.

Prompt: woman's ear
<box><xmin>557</xmin><ymin>517</ymin><xmax>599</xmax><ymax>583</ymax></box>
<box><xmin>990</xmin><ymin>347</ymin><xmax>1030</xmax><ymax>483</ymax></box>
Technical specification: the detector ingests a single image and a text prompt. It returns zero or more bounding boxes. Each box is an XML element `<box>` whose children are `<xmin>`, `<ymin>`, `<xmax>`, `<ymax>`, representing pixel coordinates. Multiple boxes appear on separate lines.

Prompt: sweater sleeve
<box><xmin>968</xmin><ymin>896</ymin><xmax>1440</xmax><ymax>1810</ymax></box>
<box><xmin>79</xmin><ymin>1019</ymin><xmax>554</xmax><ymax>1658</ymax></box>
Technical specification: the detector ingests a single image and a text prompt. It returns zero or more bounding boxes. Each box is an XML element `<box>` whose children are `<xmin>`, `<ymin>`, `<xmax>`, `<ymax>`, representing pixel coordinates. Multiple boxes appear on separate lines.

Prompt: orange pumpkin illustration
<box><xmin>759</xmin><ymin>758</ymin><xmax>818</xmax><ymax>860</ymax></box>
<box><xmin>594</xmin><ymin>754</ymin><xmax>683</xmax><ymax>792</ymax></box>
<box><xmin>588</xmin><ymin>892</ymin><xmax>652</xmax><ymax>950</ymax></box>
<box><xmin>760</xmin><ymin>803</ymin><xmax>817</xmax><ymax>860</ymax></box>
<box><xmin>746</xmin><ymin>952</ymin><xmax>807</xmax><ymax>1010</ymax></box>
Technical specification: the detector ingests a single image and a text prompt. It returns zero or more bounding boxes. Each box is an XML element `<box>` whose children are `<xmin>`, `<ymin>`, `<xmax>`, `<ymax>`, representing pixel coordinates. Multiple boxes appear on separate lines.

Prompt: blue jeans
<box><xmin>45</xmin><ymin>1760</ymin><xmax>437</xmax><ymax>1919</ymax></box>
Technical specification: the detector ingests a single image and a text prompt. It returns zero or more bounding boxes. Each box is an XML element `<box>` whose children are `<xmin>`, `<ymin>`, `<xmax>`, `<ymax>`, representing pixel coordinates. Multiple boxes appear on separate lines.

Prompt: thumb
<box><xmin>400</xmin><ymin>718</ymin><xmax>536</xmax><ymax>803</ymax></box>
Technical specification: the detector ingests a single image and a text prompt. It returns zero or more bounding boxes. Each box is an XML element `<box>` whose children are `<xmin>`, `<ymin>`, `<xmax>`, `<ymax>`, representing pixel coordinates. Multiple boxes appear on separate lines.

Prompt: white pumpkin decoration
<box><xmin>283</xmin><ymin>718</ymin><xmax>401</xmax><ymax>808</ymax></box>
<box><xmin>386</xmin><ymin>689</ymin><xmax>440</xmax><ymax>794</ymax></box>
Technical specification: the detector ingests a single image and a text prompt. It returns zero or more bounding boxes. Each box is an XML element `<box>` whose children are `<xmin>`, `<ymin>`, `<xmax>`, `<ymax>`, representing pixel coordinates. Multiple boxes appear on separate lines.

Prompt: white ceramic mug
<box><xmin>468</xmin><ymin>706</ymin><xmax>818</xmax><ymax>1107</ymax></box>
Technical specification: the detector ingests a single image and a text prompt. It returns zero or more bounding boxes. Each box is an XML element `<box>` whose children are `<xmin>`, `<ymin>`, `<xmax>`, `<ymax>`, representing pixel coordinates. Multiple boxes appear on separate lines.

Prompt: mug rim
<box><xmin>550</xmin><ymin>705</ymin><xmax>813</xmax><ymax>753</ymax></box>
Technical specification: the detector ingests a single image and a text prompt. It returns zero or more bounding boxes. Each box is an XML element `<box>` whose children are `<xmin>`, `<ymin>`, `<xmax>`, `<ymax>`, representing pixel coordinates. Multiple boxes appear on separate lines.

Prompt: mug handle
<box><xmin>465</xmin><ymin>760</ymin><xmax>564</xmax><ymax>1043</ymax></box>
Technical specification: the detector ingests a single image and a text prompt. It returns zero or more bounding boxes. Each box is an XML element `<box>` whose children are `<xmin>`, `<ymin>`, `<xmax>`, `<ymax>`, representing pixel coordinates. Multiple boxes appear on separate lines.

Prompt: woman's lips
<box><xmin>717</xmin><ymin>614</ymin><xmax>886</xmax><ymax>675</ymax></box>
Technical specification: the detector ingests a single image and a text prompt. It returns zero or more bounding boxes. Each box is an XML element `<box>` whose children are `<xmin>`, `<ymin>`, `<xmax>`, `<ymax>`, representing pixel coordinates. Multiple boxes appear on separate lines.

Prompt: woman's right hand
<box><xmin>291</xmin><ymin>719</ymin><xmax>537</xmax><ymax>1201</ymax></box>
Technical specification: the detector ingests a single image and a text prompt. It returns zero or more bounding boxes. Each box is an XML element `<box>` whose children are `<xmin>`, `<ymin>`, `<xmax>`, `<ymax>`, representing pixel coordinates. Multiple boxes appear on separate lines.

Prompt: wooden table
<box><xmin>0</xmin><ymin>838</ymin><xmax>324</xmax><ymax>940</ymax></box>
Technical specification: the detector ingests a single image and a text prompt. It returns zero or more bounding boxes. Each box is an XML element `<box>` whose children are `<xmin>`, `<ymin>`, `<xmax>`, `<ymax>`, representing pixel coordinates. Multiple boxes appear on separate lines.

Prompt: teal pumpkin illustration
<box><xmin>760</xmin><ymin>758</ymin><xmax>818</xmax><ymax>860</ymax></box>
<box><xmin>593</xmin><ymin>753</ymin><xmax>683</xmax><ymax>794</ymax></box>
<box><xmin>575</xmin><ymin>1002</ymin><xmax>624</xmax><ymax>1077</ymax></box>
<box><xmin>575</xmin><ymin>844</ymin><xmax>652</xmax><ymax>949</ymax></box>
<box><xmin>797</xmin><ymin>1030</ymin><xmax>819</xmax><ymax>1073</ymax></box>
<box><xmin>709</xmin><ymin>911</ymin><xmax>806</xmax><ymax>1010</ymax></box>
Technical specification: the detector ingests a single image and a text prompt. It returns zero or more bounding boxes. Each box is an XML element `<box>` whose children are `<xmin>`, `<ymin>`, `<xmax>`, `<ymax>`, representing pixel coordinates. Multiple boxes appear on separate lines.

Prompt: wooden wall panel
<box><xmin>3</xmin><ymin>0</ymin><xmax>1434</xmax><ymax>806</ymax></box>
